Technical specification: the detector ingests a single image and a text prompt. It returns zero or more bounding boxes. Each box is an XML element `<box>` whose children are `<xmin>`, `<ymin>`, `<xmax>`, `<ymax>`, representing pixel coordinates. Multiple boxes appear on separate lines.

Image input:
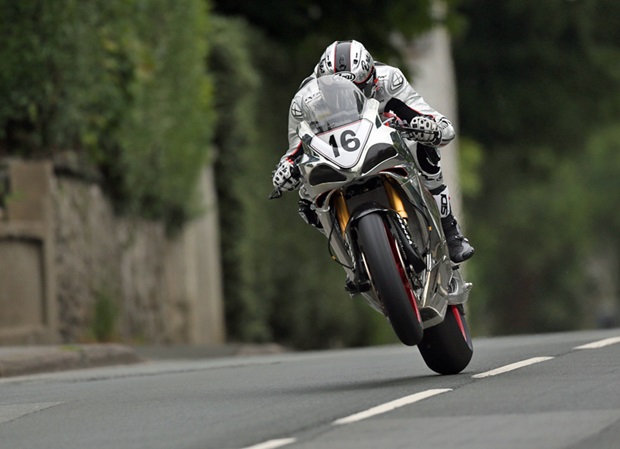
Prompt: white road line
<box><xmin>573</xmin><ymin>336</ymin><xmax>620</xmax><ymax>350</ymax></box>
<box><xmin>332</xmin><ymin>388</ymin><xmax>452</xmax><ymax>425</ymax></box>
<box><xmin>0</xmin><ymin>402</ymin><xmax>64</xmax><ymax>425</ymax></box>
<box><xmin>241</xmin><ymin>438</ymin><xmax>297</xmax><ymax>449</ymax></box>
<box><xmin>472</xmin><ymin>356</ymin><xmax>554</xmax><ymax>379</ymax></box>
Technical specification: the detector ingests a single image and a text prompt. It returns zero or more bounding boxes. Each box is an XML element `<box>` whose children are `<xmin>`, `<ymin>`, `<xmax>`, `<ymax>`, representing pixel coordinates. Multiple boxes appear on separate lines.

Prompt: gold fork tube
<box><xmin>383</xmin><ymin>178</ymin><xmax>409</xmax><ymax>221</ymax></box>
<box><xmin>333</xmin><ymin>192</ymin><xmax>350</xmax><ymax>235</ymax></box>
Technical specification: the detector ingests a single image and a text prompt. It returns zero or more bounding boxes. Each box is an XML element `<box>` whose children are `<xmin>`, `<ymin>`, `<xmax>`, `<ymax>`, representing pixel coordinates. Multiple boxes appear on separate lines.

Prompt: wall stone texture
<box><xmin>0</xmin><ymin>157</ymin><xmax>225</xmax><ymax>345</ymax></box>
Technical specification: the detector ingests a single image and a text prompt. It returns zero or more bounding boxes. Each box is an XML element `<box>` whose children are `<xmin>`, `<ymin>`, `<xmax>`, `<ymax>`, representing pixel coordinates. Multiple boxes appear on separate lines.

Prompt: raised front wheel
<box><xmin>357</xmin><ymin>213</ymin><xmax>423</xmax><ymax>346</ymax></box>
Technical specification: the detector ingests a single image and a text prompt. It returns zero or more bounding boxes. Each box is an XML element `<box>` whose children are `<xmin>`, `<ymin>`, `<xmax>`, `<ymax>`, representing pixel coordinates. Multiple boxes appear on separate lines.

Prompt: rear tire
<box><xmin>418</xmin><ymin>304</ymin><xmax>473</xmax><ymax>374</ymax></box>
<box><xmin>357</xmin><ymin>213</ymin><xmax>423</xmax><ymax>346</ymax></box>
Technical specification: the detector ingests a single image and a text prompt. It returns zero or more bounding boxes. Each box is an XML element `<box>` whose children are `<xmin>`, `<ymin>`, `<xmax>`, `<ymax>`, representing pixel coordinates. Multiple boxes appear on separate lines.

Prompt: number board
<box><xmin>310</xmin><ymin>119</ymin><xmax>372</xmax><ymax>168</ymax></box>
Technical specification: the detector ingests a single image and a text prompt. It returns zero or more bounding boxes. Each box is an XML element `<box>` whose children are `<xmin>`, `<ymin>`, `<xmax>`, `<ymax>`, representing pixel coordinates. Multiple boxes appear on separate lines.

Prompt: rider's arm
<box><xmin>383</xmin><ymin>67</ymin><xmax>455</xmax><ymax>147</ymax></box>
<box><xmin>279</xmin><ymin>93</ymin><xmax>307</xmax><ymax>163</ymax></box>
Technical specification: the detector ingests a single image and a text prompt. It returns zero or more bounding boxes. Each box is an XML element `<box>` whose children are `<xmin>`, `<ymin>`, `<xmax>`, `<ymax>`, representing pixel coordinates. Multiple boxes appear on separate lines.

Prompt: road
<box><xmin>0</xmin><ymin>329</ymin><xmax>619</xmax><ymax>449</ymax></box>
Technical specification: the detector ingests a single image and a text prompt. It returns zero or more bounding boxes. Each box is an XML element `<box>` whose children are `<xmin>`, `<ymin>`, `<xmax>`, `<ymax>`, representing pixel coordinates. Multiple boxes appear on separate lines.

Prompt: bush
<box><xmin>0</xmin><ymin>0</ymin><xmax>215</xmax><ymax>231</ymax></box>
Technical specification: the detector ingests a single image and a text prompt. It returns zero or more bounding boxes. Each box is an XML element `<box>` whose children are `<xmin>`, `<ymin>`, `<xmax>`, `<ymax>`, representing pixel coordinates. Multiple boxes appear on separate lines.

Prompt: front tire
<box><xmin>418</xmin><ymin>304</ymin><xmax>473</xmax><ymax>374</ymax></box>
<box><xmin>357</xmin><ymin>213</ymin><xmax>423</xmax><ymax>346</ymax></box>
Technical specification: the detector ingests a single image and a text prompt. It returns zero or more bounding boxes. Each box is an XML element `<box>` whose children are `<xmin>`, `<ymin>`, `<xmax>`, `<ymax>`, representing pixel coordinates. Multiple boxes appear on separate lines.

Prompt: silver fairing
<box><xmin>297</xmin><ymin>98</ymin><xmax>470</xmax><ymax>329</ymax></box>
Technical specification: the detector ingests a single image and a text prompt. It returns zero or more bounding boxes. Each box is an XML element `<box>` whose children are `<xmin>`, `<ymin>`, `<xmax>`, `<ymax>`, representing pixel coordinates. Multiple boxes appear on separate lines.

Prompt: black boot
<box><xmin>442</xmin><ymin>215</ymin><xmax>474</xmax><ymax>263</ymax></box>
<box><xmin>298</xmin><ymin>199</ymin><xmax>323</xmax><ymax>229</ymax></box>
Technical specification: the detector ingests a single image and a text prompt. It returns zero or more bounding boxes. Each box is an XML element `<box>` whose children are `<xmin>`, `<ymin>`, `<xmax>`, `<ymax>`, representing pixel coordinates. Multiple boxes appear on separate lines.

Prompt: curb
<box><xmin>133</xmin><ymin>343</ymin><xmax>288</xmax><ymax>361</ymax></box>
<box><xmin>0</xmin><ymin>344</ymin><xmax>143</xmax><ymax>378</ymax></box>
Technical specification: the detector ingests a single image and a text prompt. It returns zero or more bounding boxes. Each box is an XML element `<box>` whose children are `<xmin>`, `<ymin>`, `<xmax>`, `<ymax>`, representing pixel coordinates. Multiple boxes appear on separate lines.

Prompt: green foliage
<box><xmin>208</xmin><ymin>16</ymin><xmax>268</xmax><ymax>341</ymax></box>
<box><xmin>458</xmin><ymin>137</ymin><xmax>484</xmax><ymax>198</ymax></box>
<box><xmin>0</xmin><ymin>0</ymin><xmax>215</xmax><ymax>231</ymax></box>
<box><xmin>579</xmin><ymin>124</ymin><xmax>620</xmax><ymax>234</ymax></box>
<box><xmin>114</xmin><ymin>0</ymin><xmax>215</xmax><ymax>230</ymax></box>
<box><xmin>465</xmin><ymin>148</ymin><xmax>591</xmax><ymax>334</ymax></box>
<box><xmin>455</xmin><ymin>0</ymin><xmax>620</xmax><ymax>152</ymax></box>
<box><xmin>455</xmin><ymin>0</ymin><xmax>620</xmax><ymax>334</ymax></box>
<box><xmin>213</xmin><ymin>0</ymin><xmax>463</xmax><ymax>70</ymax></box>
<box><xmin>91</xmin><ymin>288</ymin><xmax>118</xmax><ymax>342</ymax></box>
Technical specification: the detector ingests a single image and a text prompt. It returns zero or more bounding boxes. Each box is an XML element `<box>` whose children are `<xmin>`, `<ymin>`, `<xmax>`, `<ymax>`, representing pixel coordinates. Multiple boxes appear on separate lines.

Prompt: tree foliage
<box><xmin>0</xmin><ymin>0</ymin><xmax>214</xmax><ymax>231</ymax></box>
<box><xmin>214</xmin><ymin>0</ymin><xmax>462</xmax><ymax>71</ymax></box>
<box><xmin>454</xmin><ymin>0</ymin><xmax>620</xmax><ymax>334</ymax></box>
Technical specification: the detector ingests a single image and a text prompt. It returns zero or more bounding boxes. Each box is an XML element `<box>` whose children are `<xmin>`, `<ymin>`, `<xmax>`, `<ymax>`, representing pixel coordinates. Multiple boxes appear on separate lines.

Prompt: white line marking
<box><xmin>0</xmin><ymin>402</ymin><xmax>64</xmax><ymax>425</ymax></box>
<box><xmin>574</xmin><ymin>336</ymin><xmax>620</xmax><ymax>350</ymax></box>
<box><xmin>333</xmin><ymin>388</ymin><xmax>452</xmax><ymax>425</ymax></box>
<box><xmin>242</xmin><ymin>438</ymin><xmax>297</xmax><ymax>449</ymax></box>
<box><xmin>472</xmin><ymin>356</ymin><xmax>554</xmax><ymax>379</ymax></box>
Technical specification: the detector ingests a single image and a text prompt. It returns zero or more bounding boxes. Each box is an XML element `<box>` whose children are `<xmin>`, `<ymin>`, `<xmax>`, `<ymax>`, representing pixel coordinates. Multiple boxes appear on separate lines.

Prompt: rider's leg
<box><xmin>429</xmin><ymin>184</ymin><xmax>474</xmax><ymax>263</ymax></box>
<box><xmin>414</xmin><ymin>144</ymin><xmax>474</xmax><ymax>263</ymax></box>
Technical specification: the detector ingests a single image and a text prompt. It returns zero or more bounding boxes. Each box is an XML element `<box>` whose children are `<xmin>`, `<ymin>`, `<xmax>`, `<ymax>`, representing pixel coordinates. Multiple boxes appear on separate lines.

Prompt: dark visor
<box><xmin>355</xmin><ymin>67</ymin><xmax>376</xmax><ymax>97</ymax></box>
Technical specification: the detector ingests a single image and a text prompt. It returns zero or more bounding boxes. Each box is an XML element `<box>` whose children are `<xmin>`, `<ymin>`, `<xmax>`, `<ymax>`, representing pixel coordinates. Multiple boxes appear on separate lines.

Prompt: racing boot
<box><xmin>430</xmin><ymin>184</ymin><xmax>474</xmax><ymax>263</ymax></box>
<box><xmin>298</xmin><ymin>199</ymin><xmax>323</xmax><ymax>230</ymax></box>
<box><xmin>442</xmin><ymin>214</ymin><xmax>474</xmax><ymax>263</ymax></box>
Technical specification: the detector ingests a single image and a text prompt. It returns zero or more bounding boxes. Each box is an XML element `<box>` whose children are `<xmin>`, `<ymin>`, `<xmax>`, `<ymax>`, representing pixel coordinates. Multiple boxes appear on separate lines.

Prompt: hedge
<box><xmin>0</xmin><ymin>0</ymin><xmax>214</xmax><ymax>230</ymax></box>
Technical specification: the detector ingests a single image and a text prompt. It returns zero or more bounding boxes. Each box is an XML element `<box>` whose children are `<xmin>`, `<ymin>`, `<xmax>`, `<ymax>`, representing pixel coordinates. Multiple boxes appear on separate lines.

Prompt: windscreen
<box><xmin>300</xmin><ymin>75</ymin><xmax>366</xmax><ymax>135</ymax></box>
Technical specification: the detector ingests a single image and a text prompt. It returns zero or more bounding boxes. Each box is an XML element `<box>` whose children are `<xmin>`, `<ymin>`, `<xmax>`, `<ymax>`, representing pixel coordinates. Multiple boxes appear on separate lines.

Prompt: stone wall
<box><xmin>0</xmin><ymin>158</ymin><xmax>225</xmax><ymax>345</ymax></box>
<box><xmin>0</xmin><ymin>160</ymin><xmax>57</xmax><ymax>344</ymax></box>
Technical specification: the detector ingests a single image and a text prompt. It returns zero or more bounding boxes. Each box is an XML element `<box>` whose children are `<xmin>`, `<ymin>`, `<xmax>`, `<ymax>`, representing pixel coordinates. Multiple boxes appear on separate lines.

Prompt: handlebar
<box><xmin>389</xmin><ymin>123</ymin><xmax>441</xmax><ymax>143</ymax></box>
<box><xmin>390</xmin><ymin>123</ymin><xmax>430</xmax><ymax>134</ymax></box>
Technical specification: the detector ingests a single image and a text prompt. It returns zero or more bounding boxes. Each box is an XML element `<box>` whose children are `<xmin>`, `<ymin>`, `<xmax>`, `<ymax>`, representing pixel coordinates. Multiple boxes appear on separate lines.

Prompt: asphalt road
<box><xmin>0</xmin><ymin>328</ymin><xmax>619</xmax><ymax>449</ymax></box>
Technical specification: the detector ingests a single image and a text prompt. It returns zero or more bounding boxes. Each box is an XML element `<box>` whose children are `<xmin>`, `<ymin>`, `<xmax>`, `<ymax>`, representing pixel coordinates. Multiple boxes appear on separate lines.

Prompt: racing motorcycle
<box><xmin>270</xmin><ymin>75</ymin><xmax>473</xmax><ymax>375</ymax></box>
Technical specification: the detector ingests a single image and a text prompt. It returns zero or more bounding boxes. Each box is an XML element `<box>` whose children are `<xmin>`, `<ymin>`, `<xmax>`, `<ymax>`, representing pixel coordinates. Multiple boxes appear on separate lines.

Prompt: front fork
<box><xmin>334</xmin><ymin>192</ymin><xmax>350</xmax><ymax>236</ymax></box>
<box><xmin>333</xmin><ymin>177</ymin><xmax>408</xmax><ymax>235</ymax></box>
<box><xmin>383</xmin><ymin>178</ymin><xmax>409</xmax><ymax>223</ymax></box>
<box><xmin>332</xmin><ymin>176</ymin><xmax>426</xmax><ymax>279</ymax></box>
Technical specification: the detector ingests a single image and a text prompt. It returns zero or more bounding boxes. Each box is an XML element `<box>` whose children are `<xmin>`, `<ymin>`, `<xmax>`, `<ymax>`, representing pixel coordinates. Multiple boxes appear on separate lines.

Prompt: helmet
<box><xmin>316</xmin><ymin>40</ymin><xmax>377</xmax><ymax>98</ymax></box>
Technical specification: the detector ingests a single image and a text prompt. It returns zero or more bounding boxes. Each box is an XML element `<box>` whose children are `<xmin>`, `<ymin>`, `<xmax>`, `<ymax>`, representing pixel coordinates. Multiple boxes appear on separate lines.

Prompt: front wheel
<box><xmin>418</xmin><ymin>304</ymin><xmax>473</xmax><ymax>375</ymax></box>
<box><xmin>356</xmin><ymin>213</ymin><xmax>423</xmax><ymax>346</ymax></box>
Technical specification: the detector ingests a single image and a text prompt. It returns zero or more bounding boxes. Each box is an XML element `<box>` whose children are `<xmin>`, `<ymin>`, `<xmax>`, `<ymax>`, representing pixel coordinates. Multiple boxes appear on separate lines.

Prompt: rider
<box><xmin>272</xmin><ymin>39</ymin><xmax>474</xmax><ymax>265</ymax></box>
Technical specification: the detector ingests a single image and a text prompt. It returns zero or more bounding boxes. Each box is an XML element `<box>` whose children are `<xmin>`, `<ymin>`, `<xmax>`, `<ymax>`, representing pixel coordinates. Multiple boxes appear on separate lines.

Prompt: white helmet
<box><xmin>315</xmin><ymin>40</ymin><xmax>377</xmax><ymax>97</ymax></box>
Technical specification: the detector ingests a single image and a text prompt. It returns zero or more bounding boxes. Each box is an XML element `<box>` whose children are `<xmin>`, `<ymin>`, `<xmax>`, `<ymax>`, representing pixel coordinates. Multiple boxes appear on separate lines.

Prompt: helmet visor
<box><xmin>355</xmin><ymin>67</ymin><xmax>377</xmax><ymax>98</ymax></box>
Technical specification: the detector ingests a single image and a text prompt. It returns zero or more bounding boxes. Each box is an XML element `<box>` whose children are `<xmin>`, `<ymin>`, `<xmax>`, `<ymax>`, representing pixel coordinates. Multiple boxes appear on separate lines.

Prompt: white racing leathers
<box><xmin>282</xmin><ymin>63</ymin><xmax>456</xmax><ymax>218</ymax></box>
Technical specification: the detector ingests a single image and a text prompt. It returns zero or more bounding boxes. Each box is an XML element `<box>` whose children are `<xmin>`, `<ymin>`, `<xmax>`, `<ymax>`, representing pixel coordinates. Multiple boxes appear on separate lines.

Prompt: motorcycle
<box><xmin>270</xmin><ymin>75</ymin><xmax>473</xmax><ymax>375</ymax></box>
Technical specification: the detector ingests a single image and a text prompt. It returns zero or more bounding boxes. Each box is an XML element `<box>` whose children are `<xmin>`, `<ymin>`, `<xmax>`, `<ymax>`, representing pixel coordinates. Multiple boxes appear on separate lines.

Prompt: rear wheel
<box><xmin>357</xmin><ymin>213</ymin><xmax>423</xmax><ymax>346</ymax></box>
<box><xmin>418</xmin><ymin>304</ymin><xmax>473</xmax><ymax>374</ymax></box>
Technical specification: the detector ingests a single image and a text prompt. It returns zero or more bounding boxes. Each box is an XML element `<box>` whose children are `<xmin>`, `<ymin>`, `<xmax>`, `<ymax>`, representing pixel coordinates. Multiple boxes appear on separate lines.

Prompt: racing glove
<box><xmin>272</xmin><ymin>158</ymin><xmax>301</xmax><ymax>191</ymax></box>
<box><xmin>408</xmin><ymin>116</ymin><xmax>442</xmax><ymax>146</ymax></box>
